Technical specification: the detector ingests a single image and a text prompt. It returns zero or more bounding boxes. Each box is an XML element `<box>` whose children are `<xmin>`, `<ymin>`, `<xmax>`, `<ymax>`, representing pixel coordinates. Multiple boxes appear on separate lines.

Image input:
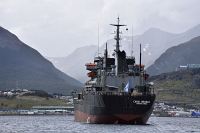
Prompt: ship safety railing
<box><xmin>81</xmin><ymin>86</ymin><xmax>155</xmax><ymax>96</ymax></box>
<box><xmin>84</xmin><ymin>91</ymin><xmax>134</xmax><ymax>96</ymax></box>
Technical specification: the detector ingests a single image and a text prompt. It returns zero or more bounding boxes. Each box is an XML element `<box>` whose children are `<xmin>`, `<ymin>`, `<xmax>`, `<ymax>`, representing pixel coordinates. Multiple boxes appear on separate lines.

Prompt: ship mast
<box><xmin>139</xmin><ymin>44</ymin><xmax>142</xmax><ymax>86</ymax></box>
<box><xmin>103</xmin><ymin>43</ymin><xmax>108</xmax><ymax>88</ymax></box>
<box><xmin>97</xmin><ymin>24</ymin><xmax>100</xmax><ymax>57</ymax></box>
<box><xmin>104</xmin><ymin>42</ymin><xmax>108</xmax><ymax>72</ymax></box>
<box><xmin>110</xmin><ymin>17</ymin><xmax>126</xmax><ymax>75</ymax></box>
<box><xmin>131</xmin><ymin>25</ymin><xmax>134</xmax><ymax>57</ymax></box>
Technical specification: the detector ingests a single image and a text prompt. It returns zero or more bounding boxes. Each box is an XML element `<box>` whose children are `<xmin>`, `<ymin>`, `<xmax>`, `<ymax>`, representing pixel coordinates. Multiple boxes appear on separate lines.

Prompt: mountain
<box><xmin>147</xmin><ymin>36</ymin><xmax>200</xmax><ymax>76</ymax></box>
<box><xmin>0</xmin><ymin>26</ymin><xmax>82</xmax><ymax>95</ymax></box>
<box><xmin>49</xmin><ymin>45</ymin><xmax>98</xmax><ymax>82</ymax></box>
<box><xmin>49</xmin><ymin>24</ymin><xmax>200</xmax><ymax>83</ymax></box>
<box><xmin>149</xmin><ymin>69</ymin><xmax>200</xmax><ymax>109</ymax></box>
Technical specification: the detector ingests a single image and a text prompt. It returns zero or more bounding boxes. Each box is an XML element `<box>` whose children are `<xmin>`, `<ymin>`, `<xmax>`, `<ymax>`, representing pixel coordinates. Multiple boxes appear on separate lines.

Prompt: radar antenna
<box><xmin>110</xmin><ymin>17</ymin><xmax>126</xmax><ymax>75</ymax></box>
<box><xmin>110</xmin><ymin>17</ymin><xmax>126</xmax><ymax>52</ymax></box>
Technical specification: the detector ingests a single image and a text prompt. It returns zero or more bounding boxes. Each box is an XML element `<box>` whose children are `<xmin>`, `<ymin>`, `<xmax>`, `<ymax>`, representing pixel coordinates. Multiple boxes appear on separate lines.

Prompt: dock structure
<box><xmin>31</xmin><ymin>106</ymin><xmax>74</xmax><ymax>114</ymax></box>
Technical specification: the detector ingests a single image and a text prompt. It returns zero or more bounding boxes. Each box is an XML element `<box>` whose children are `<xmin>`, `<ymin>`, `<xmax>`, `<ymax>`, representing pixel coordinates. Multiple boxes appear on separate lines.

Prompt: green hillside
<box><xmin>149</xmin><ymin>69</ymin><xmax>200</xmax><ymax>109</ymax></box>
<box><xmin>0</xmin><ymin>96</ymin><xmax>68</xmax><ymax>109</ymax></box>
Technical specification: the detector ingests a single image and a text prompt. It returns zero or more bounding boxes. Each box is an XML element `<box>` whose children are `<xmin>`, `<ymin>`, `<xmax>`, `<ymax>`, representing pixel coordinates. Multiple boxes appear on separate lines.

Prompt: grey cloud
<box><xmin>0</xmin><ymin>0</ymin><xmax>200</xmax><ymax>57</ymax></box>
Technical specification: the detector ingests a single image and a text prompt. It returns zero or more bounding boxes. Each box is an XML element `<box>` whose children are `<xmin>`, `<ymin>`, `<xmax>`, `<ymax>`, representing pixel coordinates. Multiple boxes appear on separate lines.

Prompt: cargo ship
<box><xmin>73</xmin><ymin>17</ymin><xmax>156</xmax><ymax>124</ymax></box>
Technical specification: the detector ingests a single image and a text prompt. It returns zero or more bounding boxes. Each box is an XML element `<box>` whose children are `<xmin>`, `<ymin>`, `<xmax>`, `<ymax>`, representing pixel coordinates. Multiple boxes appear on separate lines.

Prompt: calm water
<box><xmin>0</xmin><ymin>115</ymin><xmax>199</xmax><ymax>133</ymax></box>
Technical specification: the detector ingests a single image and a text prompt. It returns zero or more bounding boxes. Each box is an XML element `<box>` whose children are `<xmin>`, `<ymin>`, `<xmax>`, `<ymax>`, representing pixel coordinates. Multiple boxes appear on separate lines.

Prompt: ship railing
<box><xmin>83</xmin><ymin>88</ymin><xmax>155</xmax><ymax>96</ymax></box>
<box><xmin>87</xmin><ymin>91</ymin><xmax>131</xmax><ymax>96</ymax></box>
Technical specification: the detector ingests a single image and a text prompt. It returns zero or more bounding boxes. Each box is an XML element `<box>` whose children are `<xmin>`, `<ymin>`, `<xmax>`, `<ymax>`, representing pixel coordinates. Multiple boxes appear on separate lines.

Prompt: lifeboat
<box><xmin>85</xmin><ymin>63</ymin><xmax>97</xmax><ymax>70</ymax></box>
<box><xmin>87</xmin><ymin>71</ymin><xmax>96</xmax><ymax>78</ymax></box>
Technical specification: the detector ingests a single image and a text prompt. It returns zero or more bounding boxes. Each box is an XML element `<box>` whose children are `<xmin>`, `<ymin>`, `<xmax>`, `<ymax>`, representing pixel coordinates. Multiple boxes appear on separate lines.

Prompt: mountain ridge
<box><xmin>49</xmin><ymin>24</ymin><xmax>200</xmax><ymax>82</ymax></box>
<box><xmin>147</xmin><ymin>36</ymin><xmax>200</xmax><ymax>76</ymax></box>
<box><xmin>0</xmin><ymin>26</ymin><xmax>83</xmax><ymax>95</ymax></box>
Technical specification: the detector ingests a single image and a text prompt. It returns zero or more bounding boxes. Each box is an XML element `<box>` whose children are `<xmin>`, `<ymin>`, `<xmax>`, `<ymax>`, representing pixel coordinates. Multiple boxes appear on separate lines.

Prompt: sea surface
<box><xmin>0</xmin><ymin>115</ymin><xmax>199</xmax><ymax>133</ymax></box>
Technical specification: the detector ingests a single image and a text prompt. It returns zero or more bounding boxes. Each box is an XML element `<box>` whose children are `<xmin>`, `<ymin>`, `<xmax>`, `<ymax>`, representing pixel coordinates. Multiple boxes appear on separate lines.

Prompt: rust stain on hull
<box><xmin>75</xmin><ymin>111</ymin><xmax>149</xmax><ymax>124</ymax></box>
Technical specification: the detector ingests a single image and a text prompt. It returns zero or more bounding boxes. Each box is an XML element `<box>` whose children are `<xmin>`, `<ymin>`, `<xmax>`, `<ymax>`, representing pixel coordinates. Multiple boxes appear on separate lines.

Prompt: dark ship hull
<box><xmin>74</xmin><ymin>93</ymin><xmax>155</xmax><ymax>124</ymax></box>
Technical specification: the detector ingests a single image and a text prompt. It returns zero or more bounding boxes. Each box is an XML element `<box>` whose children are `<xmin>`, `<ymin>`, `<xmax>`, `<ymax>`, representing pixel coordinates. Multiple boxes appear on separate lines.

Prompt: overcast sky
<box><xmin>1</xmin><ymin>0</ymin><xmax>200</xmax><ymax>57</ymax></box>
